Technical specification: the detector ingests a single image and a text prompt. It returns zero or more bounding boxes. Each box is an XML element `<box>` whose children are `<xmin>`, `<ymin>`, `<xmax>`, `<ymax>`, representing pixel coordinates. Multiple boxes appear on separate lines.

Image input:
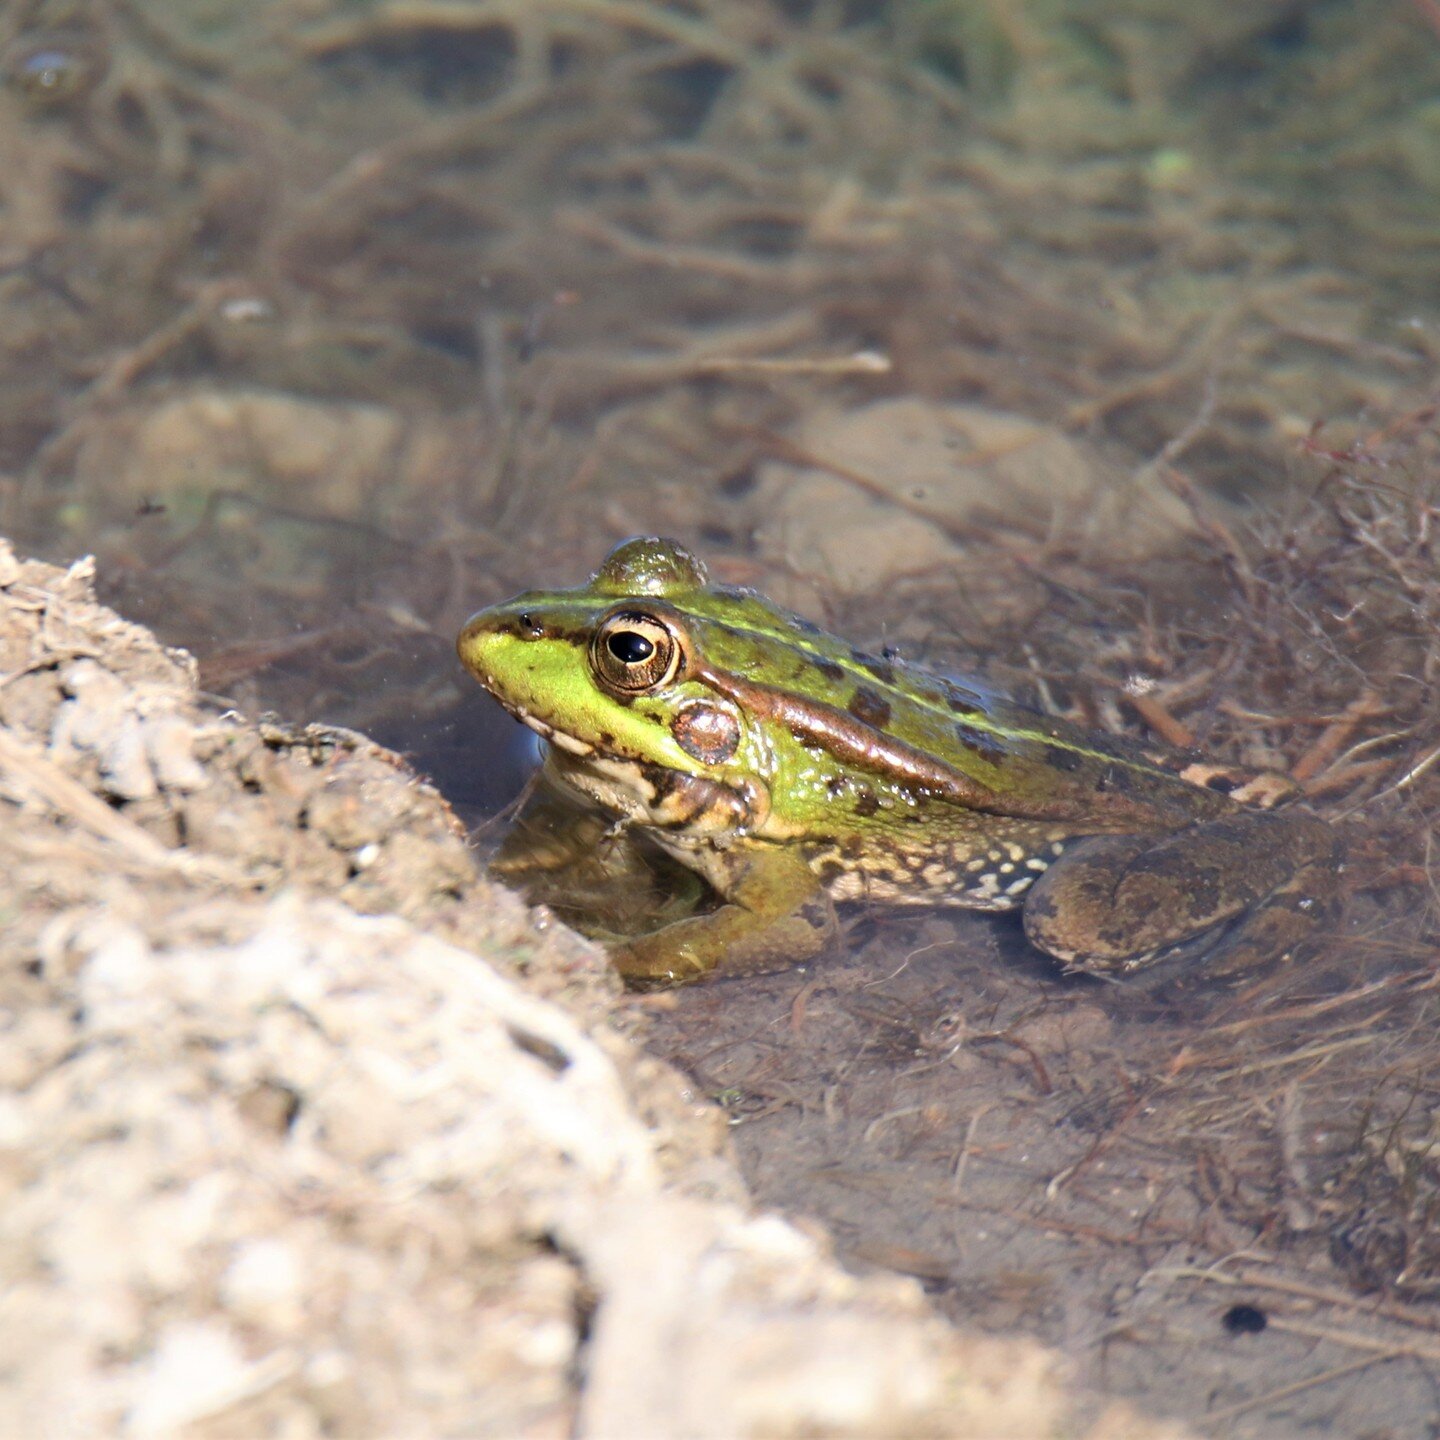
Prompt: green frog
<box><xmin>458</xmin><ymin>537</ymin><xmax>1339</xmax><ymax>986</ymax></box>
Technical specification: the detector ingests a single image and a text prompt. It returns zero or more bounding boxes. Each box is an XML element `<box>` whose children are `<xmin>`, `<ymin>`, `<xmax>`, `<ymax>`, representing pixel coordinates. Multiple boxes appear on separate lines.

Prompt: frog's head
<box><xmin>458</xmin><ymin>538</ymin><xmax>768</xmax><ymax>831</ymax></box>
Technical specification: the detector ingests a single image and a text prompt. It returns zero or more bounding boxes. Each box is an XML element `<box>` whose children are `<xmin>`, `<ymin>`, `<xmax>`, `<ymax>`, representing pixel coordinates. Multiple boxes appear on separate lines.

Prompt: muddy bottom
<box><xmin>638</xmin><ymin>912</ymin><xmax>1440</xmax><ymax>1438</ymax></box>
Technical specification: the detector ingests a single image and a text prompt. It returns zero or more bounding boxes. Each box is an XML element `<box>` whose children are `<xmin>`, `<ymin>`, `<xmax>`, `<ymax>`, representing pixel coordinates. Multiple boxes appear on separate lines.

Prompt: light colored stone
<box><xmin>72</xmin><ymin>388</ymin><xmax>405</xmax><ymax>522</ymax></box>
<box><xmin>756</xmin><ymin>397</ymin><xmax>1192</xmax><ymax>590</ymax></box>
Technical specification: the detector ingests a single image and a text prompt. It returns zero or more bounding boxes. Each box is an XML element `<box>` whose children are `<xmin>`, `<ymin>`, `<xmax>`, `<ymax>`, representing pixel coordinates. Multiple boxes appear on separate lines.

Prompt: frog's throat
<box><xmin>547</xmin><ymin>746</ymin><xmax>769</xmax><ymax>835</ymax></box>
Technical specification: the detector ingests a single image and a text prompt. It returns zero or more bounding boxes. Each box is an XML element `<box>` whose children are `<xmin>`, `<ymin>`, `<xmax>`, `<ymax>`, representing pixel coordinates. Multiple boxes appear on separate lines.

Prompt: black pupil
<box><xmin>608</xmin><ymin>630</ymin><xmax>655</xmax><ymax>665</ymax></box>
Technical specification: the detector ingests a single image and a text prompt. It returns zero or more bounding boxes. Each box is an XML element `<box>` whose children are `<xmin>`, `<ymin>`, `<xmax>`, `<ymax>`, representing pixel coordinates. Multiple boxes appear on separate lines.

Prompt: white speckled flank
<box><xmin>966</xmin><ymin>870</ymin><xmax>1003</xmax><ymax>903</ymax></box>
<box><xmin>808</xmin><ymin>830</ymin><xmax>1070</xmax><ymax>913</ymax></box>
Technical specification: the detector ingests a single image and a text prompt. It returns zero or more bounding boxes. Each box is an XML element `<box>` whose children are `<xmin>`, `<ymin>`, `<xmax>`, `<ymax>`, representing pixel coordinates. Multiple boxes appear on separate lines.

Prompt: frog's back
<box><xmin>683</xmin><ymin>591</ymin><xmax>1235</xmax><ymax>832</ymax></box>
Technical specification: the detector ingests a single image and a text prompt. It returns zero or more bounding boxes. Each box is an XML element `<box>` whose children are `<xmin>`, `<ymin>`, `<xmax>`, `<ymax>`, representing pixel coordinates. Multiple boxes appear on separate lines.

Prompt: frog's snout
<box><xmin>456</xmin><ymin>610</ymin><xmax>497</xmax><ymax>677</ymax></box>
<box><xmin>457</xmin><ymin>603</ymin><xmax>565</xmax><ymax>716</ymax></box>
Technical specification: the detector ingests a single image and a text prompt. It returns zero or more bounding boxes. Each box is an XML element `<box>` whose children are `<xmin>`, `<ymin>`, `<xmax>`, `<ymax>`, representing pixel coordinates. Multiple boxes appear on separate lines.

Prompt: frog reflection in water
<box><xmin>458</xmin><ymin>538</ymin><xmax>1339</xmax><ymax>986</ymax></box>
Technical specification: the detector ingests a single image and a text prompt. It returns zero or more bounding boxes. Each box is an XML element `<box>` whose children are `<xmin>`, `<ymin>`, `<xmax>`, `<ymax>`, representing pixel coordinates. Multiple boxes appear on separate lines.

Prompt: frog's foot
<box><xmin>1020</xmin><ymin>809</ymin><xmax>1340</xmax><ymax>977</ymax></box>
<box><xmin>611</xmin><ymin>847</ymin><xmax>837</xmax><ymax>987</ymax></box>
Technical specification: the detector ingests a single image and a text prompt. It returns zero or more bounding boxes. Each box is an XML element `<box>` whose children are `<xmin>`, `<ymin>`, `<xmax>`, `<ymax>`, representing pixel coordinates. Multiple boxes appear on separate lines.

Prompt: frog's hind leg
<box><xmin>1020</xmin><ymin>809</ymin><xmax>1340</xmax><ymax>977</ymax></box>
<box><xmin>1192</xmin><ymin>874</ymin><xmax>1344</xmax><ymax>981</ymax></box>
<box><xmin>611</xmin><ymin>845</ymin><xmax>837</xmax><ymax>987</ymax></box>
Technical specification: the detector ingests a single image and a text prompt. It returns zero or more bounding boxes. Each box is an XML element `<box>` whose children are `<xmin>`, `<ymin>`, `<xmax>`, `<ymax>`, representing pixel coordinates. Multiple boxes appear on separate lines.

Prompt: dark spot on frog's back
<box><xmin>954</xmin><ymin>721</ymin><xmax>1005</xmax><ymax>767</ymax></box>
<box><xmin>848</xmin><ymin>646</ymin><xmax>896</xmax><ymax>686</ymax></box>
<box><xmin>847</xmin><ymin>685</ymin><xmax>892</xmax><ymax>730</ymax></box>
<box><xmin>1041</xmin><ymin>744</ymin><xmax>1086</xmax><ymax>773</ymax></box>
<box><xmin>1093</xmin><ymin>762</ymin><xmax>1146</xmax><ymax>797</ymax></box>
<box><xmin>813</xmin><ymin>657</ymin><xmax>845</xmax><ymax>684</ymax></box>
<box><xmin>853</xmin><ymin>786</ymin><xmax>880</xmax><ymax>817</ymax></box>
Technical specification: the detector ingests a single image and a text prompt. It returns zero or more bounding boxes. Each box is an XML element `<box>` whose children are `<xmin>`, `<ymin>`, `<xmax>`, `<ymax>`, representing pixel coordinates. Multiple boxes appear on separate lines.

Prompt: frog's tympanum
<box><xmin>458</xmin><ymin>538</ymin><xmax>1339</xmax><ymax>986</ymax></box>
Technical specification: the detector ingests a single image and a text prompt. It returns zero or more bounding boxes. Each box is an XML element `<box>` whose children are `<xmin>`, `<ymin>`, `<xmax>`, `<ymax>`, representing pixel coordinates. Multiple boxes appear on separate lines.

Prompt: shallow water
<box><xmin>2</xmin><ymin>0</ymin><xmax>1435</xmax><ymax>724</ymax></box>
<box><xmin>3</xmin><ymin>1</ymin><xmax>1439</xmax><ymax>1432</ymax></box>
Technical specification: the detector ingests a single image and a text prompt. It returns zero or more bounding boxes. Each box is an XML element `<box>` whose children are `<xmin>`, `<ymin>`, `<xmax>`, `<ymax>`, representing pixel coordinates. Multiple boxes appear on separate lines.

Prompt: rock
<box><xmin>755</xmin><ymin>397</ymin><xmax>1192</xmax><ymax>590</ymax></box>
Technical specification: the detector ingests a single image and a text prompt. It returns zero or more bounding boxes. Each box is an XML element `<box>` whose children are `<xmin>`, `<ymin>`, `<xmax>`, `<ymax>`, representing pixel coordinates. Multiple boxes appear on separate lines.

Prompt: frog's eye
<box><xmin>591</xmin><ymin>610</ymin><xmax>684</xmax><ymax>694</ymax></box>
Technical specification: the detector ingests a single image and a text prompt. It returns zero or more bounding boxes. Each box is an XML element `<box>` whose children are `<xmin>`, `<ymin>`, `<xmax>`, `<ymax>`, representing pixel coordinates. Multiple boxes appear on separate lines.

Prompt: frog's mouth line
<box><xmin>494</xmin><ymin>698</ymin><xmax>596</xmax><ymax>759</ymax></box>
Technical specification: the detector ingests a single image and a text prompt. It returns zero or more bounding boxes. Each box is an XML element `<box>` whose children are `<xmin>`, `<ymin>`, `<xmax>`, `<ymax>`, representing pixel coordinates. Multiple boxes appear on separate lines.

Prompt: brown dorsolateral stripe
<box><xmin>692</xmin><ymin>659</ymin><xmax>1008</xmax><ymax>809</ymax></box>
<box><xmin>691</xmin><ymin>660</ymin><xmax>1180</xmax><ymax>828</ymax></box>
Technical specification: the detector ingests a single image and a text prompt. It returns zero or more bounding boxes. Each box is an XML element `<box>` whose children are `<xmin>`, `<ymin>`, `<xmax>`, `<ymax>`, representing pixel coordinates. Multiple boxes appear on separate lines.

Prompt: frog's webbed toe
<box><xmin>1021</xmin><ymin>809</ymin><xmax>1340</xmax><ymax>976</ymax></box>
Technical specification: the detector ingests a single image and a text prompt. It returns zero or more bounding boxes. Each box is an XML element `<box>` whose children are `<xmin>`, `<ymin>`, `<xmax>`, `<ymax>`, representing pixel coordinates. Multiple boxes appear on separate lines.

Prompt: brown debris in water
<box><xmin>1</xmin><ymin>0</ymin><xmax>1437</xmax><ymax>731</ymax></box>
